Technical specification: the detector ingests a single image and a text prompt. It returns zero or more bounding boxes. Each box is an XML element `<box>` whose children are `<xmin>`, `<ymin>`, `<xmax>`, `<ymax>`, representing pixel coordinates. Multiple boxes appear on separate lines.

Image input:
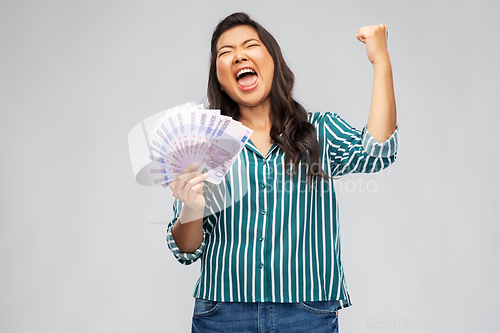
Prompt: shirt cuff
<box><xmin>361</xmin><ymin>125</ymin><xmax>399</xmax><ymax>158</ymax></box>
<box><xmin>166</xmin><ymin>218</ymin><xmax>206</xmax><ymax>265</ymax></box>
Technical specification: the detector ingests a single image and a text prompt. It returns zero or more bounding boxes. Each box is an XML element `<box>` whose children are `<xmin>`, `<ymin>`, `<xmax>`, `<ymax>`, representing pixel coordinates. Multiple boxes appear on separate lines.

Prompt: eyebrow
<box><xmin>217</xmin><ymin>38</ymin><xmax>260</xmax><ymax>53</ymax></box>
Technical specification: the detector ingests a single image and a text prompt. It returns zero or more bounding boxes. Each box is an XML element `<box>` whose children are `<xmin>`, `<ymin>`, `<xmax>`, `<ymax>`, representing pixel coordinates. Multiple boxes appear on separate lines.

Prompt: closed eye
<box><xmin>218</xmin><ymin>50</ymin><xmax>231</xmax><ymax>57</ymax></box>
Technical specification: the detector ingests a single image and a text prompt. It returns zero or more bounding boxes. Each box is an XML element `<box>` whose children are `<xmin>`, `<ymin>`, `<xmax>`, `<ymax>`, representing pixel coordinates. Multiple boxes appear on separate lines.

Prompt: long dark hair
<box><xmin>207</xmin><ymin>12</ymin><xmax>329</xmax><ymax>182</ymax></box>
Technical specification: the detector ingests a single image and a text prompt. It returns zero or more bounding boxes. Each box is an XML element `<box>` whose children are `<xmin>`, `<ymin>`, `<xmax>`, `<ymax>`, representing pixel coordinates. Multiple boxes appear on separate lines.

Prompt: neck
<box><xmin>237</xmin><ymin>99</ymin><xmax>272</xmax><ymax>131</ymax></box>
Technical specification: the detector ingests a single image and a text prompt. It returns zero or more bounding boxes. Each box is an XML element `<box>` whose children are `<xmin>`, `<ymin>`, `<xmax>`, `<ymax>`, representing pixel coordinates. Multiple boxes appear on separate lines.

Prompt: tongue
<box><xmin>237</xmin><ymin>73</ymin><xmax>258</xmax><ymax>87</ymax></box>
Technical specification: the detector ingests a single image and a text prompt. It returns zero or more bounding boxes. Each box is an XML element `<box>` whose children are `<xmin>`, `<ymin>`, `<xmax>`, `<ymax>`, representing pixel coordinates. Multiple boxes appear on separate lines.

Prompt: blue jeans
<box><xmin>191</xmin><ymin>298</ymin><xmax>339</xmax><ymax>333</ymax></box>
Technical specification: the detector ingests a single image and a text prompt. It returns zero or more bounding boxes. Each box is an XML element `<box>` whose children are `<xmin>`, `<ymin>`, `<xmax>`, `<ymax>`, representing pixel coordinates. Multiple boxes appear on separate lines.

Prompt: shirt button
<box><xmin>262</xmin><ymin>160</ymin><xmax>266</xmax><ymax>165</ymax></box>
<box><xmin>259</xmin><ymin>236</ymin><xmax>264</xmax><ymax>241</ymax></box>
<box><xmin>260</xmin><ymin>184</ymin><xmax>266</xmax><ymax>189</ymax></box>
<box><xmin>261</xmin><ymin>210</ymin><xmax>266</xmax><ymax>215</ymax></box>
<box><xmin>259</xmin><ymin>262</ymin><xmax>264</xmax><ymax>268</ymax></box>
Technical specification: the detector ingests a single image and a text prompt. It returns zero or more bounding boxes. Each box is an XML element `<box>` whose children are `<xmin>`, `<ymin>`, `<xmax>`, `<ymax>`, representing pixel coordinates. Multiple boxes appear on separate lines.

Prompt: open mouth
<box><xmin>236</xmin><ymin>67</ymin><xmax>258</xmax><ymax>91</ymax></box>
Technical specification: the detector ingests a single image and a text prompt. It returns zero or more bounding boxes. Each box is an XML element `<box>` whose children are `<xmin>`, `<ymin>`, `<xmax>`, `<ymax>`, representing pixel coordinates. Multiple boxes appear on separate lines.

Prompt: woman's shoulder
<box><xmin>307</xmin><ymin>111</ymin><xmax>361</xmax><ymax>141</ymax></box>
<box><xmin>307</xmin><ymin>111</ymin><xmax>344</xmax><ymax>128</ymax></box>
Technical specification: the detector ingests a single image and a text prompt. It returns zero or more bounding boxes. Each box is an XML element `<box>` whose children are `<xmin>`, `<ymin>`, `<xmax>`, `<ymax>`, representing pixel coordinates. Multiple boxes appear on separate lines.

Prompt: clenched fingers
<box><xmin>171</xmin><ymin>171</ymin><xmax>209</xmax><ymax>203</ymax></box>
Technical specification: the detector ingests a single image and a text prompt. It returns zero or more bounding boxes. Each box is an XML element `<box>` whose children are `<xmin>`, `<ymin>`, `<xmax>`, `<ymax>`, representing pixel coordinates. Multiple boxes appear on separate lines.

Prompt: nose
<box><xmin>233</xmin><ymin>49</ymin><xmax>247</xmax><ymax>64</ymax></box>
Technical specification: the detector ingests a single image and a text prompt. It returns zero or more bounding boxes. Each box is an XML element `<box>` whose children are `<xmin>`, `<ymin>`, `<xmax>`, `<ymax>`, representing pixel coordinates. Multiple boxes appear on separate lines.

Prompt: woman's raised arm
<box><xmin>357</xmin><ymin>24</ymin><xmax>398</xmax><ymax>143</ymax></box>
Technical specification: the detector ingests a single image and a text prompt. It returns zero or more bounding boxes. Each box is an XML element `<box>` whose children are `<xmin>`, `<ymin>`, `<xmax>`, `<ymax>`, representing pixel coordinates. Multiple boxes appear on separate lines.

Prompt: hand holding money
<box><xmin>170</xmin><ymin>162</ymin><xmax>209</xmax><ymax>212</ymax></box>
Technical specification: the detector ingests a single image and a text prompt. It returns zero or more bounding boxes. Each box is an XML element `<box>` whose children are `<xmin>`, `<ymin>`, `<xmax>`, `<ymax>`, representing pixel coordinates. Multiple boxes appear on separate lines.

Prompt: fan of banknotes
<box><xmin>147</xmin><ymin>103</ymin><xmax>253</xmax><ymax>187</ymax></box>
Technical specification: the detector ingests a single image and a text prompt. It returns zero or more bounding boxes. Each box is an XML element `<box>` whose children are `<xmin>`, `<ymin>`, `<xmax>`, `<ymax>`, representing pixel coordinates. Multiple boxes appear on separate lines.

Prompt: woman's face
<box><xmin>216</xmin><ymin>25</ymin><xmax>274</xmax><ymax>110</ymax></box>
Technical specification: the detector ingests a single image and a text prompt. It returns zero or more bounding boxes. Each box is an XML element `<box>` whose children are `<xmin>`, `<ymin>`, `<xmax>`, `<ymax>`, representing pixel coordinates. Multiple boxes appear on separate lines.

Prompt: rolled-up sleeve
<box><xmin>361</xmin><ymin>125</ymin><xmax>399</xmax><ymax>158</ymax></box>
<box><xmin>320</xmin><ymin>112</ymin><xmax>399</xmax><ymax>177</ymax></box>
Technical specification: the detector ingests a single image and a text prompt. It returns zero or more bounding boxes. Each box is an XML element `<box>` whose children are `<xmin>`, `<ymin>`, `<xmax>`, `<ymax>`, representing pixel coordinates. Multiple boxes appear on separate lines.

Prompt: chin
<box><xmin>235</xmin><ymin>94</ymin><xmax>264</xmax><ymax>106</ymax></box>
<box><xmin>232</xmin><ymin>90</ymin><xmax>271</xmax><ymax>109</ymax></box>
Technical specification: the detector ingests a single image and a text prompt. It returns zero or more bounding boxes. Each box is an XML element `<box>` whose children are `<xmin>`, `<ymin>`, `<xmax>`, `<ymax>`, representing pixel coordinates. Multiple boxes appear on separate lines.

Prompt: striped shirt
<box><xmin>166</xmin><ymin>111</ymin><xmax>399</xmax><ymax>309</ymax></box>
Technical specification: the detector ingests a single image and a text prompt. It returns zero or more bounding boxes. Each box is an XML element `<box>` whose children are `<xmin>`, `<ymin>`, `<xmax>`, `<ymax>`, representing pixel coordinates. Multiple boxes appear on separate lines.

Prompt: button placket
<box><xmin>257</xmin><ymin>156</ymin><xmax>268</xmax><ymax>275</ymax></box>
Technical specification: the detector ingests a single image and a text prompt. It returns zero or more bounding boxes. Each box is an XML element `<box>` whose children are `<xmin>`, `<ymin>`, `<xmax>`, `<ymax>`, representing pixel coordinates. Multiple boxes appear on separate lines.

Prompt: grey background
<box><xmin>1</xmin><ymin>0</ymin><xmax>499</xmax><ymax>332</ymax></box>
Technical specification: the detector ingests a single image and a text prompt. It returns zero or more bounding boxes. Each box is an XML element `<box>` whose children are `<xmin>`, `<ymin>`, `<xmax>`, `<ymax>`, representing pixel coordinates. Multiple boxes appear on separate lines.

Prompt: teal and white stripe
<box><xmin>166</xmin><ymin>111</ymin><xmax>399</xmax><ymax>309</ymax></box>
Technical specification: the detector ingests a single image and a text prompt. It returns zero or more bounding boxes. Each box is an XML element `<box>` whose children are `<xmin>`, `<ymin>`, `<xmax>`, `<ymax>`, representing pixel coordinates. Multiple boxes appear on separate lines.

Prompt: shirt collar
<box><xmin>244</xmin><ymin>133</ymin><xmax>283</xmax><ymax>159</ymax></box>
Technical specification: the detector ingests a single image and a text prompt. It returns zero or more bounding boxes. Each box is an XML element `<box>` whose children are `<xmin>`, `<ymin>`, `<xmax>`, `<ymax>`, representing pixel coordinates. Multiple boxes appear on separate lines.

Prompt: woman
<box><xmin>167</xmin><ymin>12</ymin><xmax>398</xmax><ymax>332</ymax></box>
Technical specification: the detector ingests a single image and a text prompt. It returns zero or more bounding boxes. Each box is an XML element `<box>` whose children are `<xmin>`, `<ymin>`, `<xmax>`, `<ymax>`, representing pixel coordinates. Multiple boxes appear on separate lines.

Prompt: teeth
<box><xmin>236</xmin><ymin>68</ymin><xmax>256</xmax><ymax>79</ymax></box>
